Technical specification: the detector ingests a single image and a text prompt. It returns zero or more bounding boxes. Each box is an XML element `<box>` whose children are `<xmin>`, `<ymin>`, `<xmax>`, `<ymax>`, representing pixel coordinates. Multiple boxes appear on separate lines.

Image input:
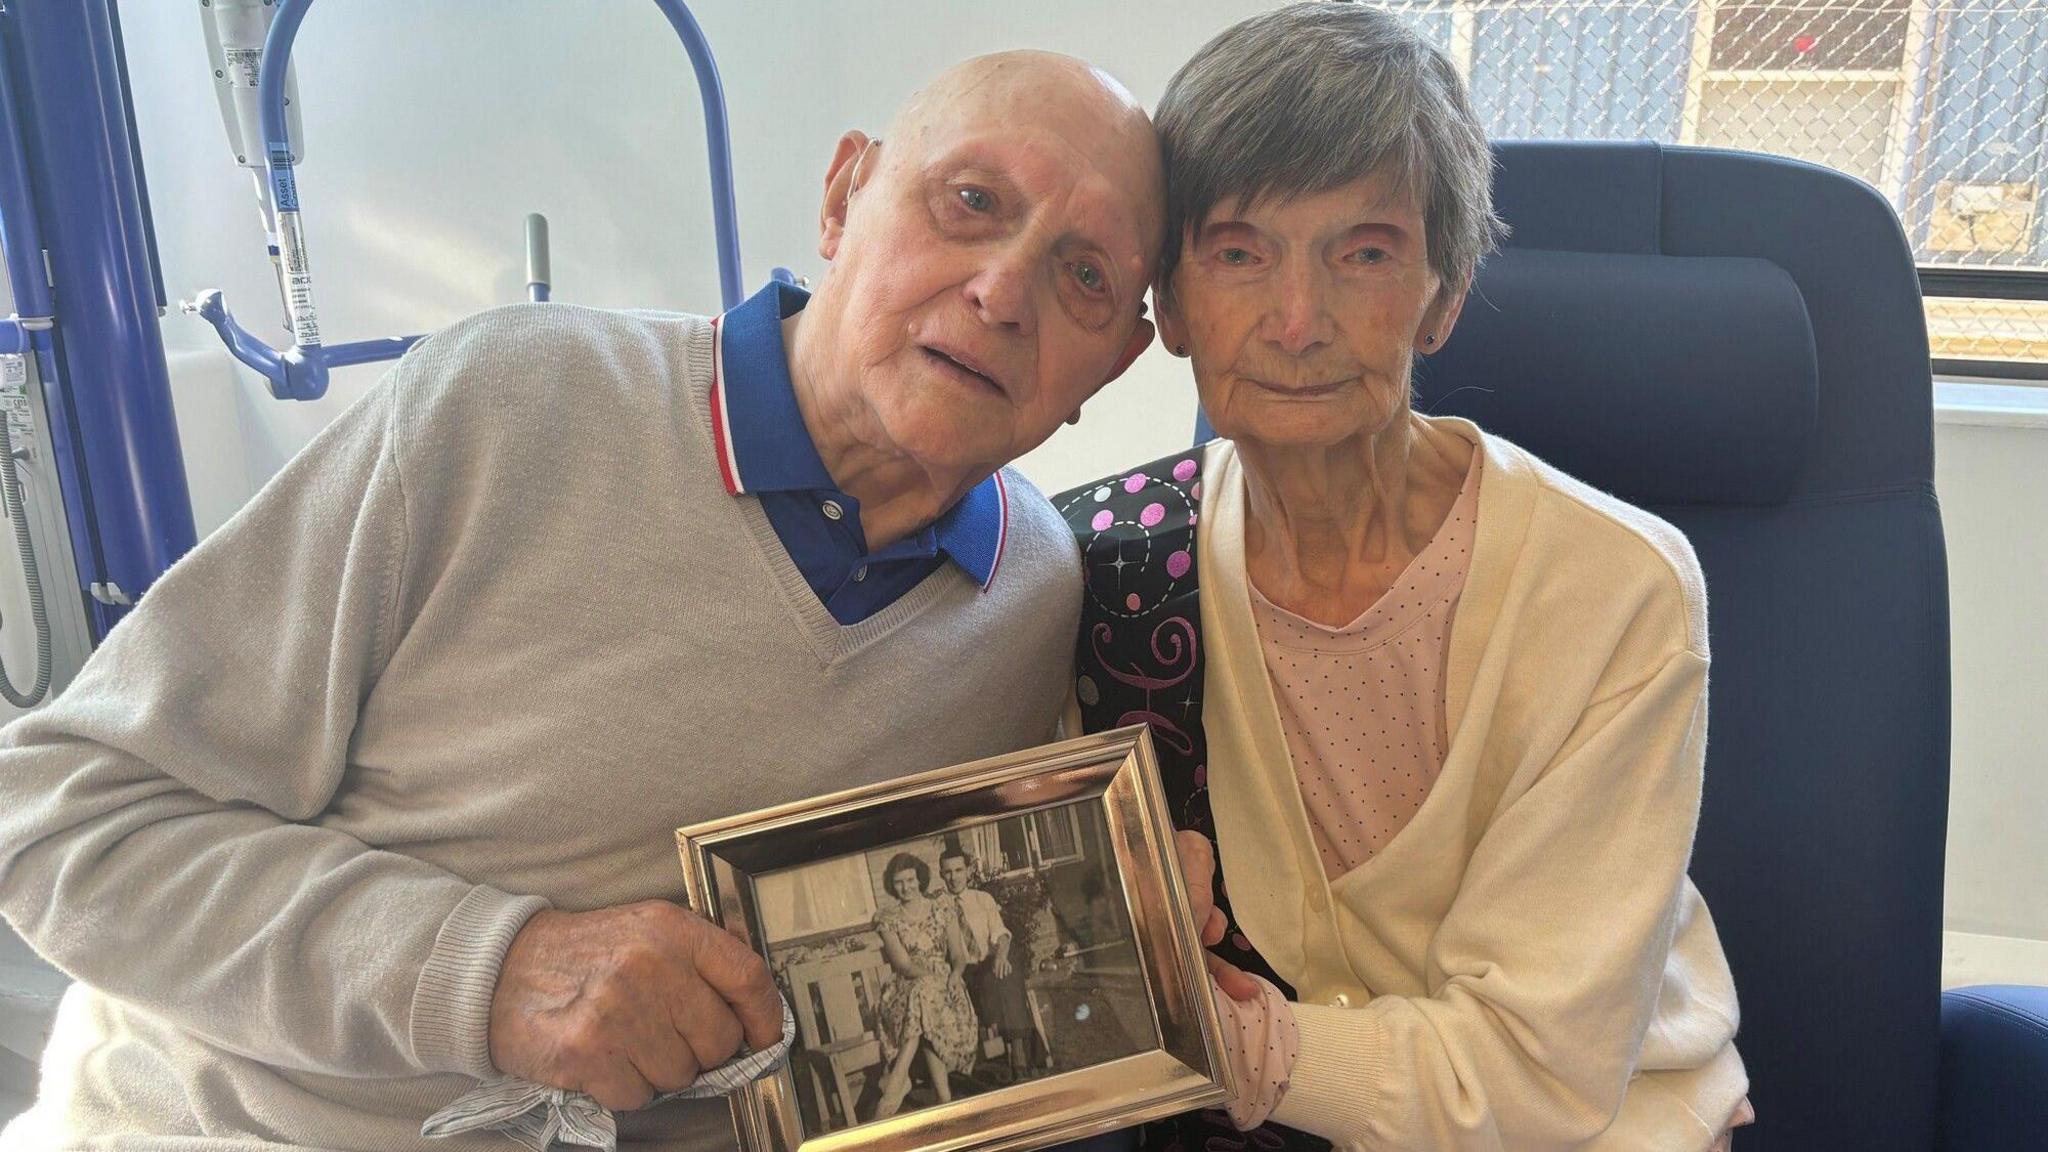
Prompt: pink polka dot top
<box><xmin>1249</xmin><ymin>449</ymin><xmax>1482</xmax><ymax>879</ymax></box>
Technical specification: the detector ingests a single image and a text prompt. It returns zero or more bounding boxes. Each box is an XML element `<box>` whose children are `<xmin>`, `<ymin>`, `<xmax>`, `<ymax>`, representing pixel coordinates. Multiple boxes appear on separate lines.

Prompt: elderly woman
<box><xmin>1065</xmin><ymin>6</ymin><xmax>1752</xmax><ymax>1150</ymax></box>
<box><xmin>871</xmin><ymin>852</ymin><xmax>979</xmax><ymax>1121</ymax></box>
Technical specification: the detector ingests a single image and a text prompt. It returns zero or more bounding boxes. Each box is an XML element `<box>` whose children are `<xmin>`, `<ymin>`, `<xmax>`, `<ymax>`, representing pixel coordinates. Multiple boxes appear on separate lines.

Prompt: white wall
<box><xmin>1933</xmin><ymin>413</ymin><xmax>2048</xmax><ymax>986</ymax></box>
<box><xmin>0</xmin><ymin>1</ymin><xmax>2040</xmax><ymax>983</ymax></box>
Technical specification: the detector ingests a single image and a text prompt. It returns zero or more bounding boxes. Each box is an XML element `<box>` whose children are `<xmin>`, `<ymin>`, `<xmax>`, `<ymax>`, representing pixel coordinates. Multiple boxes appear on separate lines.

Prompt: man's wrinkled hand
<box><xmin>1174</xmin><ymin>829</ymin><xmax>1260</xmax><ymax>1002</ymax></box>
<box><xmin>487</xmin><ymin>900</ymin><xmax>783</xmax><ymax>1113</ymax></box>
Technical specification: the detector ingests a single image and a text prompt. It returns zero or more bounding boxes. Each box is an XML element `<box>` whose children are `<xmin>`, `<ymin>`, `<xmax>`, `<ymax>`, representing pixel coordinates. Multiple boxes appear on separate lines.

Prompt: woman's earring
<box><xmin>1424</xmin><ymin>334</ymin><xmax>1438</xmax><ymax>346</ymax></box>
<box><xmin>1175</xmin><ymin>344</ymin><xmax>1187</xmax><ymax>356</ymax></box>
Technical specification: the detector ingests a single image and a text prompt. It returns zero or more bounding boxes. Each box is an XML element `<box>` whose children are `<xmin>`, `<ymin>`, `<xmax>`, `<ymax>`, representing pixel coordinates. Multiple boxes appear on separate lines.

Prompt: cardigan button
<box><xmin>1327</xmin><ymin>992</ymin><xmax>1352</xmax><ymax>1008</ymax></box>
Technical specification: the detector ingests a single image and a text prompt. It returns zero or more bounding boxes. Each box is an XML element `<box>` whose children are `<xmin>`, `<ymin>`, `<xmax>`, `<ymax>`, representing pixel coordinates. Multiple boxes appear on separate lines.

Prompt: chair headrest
<box><xmin>1414</xmin><ymin>248</ymin><xmax>1819</xmax><ymax>506</ymax></box>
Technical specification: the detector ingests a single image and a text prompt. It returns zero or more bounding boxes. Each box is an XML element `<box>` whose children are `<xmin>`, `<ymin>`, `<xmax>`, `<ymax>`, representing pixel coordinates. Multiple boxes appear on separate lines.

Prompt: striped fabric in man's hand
<box><xmin>421</xmin><ymin>998</ymin><xmax>797</xmax><ymax>1152</ymax></box>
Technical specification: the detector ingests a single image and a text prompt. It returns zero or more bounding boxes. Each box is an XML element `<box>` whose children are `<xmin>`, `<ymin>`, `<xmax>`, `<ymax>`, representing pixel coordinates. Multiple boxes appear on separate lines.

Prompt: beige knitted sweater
<box><xmin>0</xmin><ymin>303</ymin><xmax>1081</xmax><ymax>1151</ymax></box>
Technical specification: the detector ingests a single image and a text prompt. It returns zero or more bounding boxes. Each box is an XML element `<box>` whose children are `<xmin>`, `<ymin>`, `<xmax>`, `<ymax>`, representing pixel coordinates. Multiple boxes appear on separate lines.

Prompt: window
<box><xmin>985</xmin><ymin>806</ymin><xmax>1091</xmax><ymax>875</ymax></box>
<box><xmin>1390</xmin><ymin>0</ymin><xmax>2048</xmax><ymax>379</ymax></box>
<box><xmin>1030</xmin><ymin>805</ymin><xmax>1087</xmax><ymax>865</ymax></box>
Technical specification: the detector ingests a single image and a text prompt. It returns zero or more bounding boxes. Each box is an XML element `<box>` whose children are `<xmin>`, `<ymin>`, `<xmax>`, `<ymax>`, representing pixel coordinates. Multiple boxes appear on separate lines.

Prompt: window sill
<box><xmin>1935</xmin><ymin>379</ymin><xmax>2048</xmax><ymax>430</ymax></box>
<box><xmin>1943</xmin><ymin>929</ymin><xmax>2048</xmax><ymax>989</ymax></box>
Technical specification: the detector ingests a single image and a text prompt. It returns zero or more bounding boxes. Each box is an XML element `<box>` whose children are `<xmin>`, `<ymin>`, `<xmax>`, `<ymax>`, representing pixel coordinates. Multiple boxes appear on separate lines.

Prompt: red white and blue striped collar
<box><xmin>707</xmin><ymin>283</ymin><xmax>1009</xmax><ymax>590</ymax></box>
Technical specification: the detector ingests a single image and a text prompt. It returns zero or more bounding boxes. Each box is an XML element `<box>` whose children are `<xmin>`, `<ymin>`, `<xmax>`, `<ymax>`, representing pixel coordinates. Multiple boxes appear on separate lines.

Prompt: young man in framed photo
<box><xmin>939</xmin><ymin>846</ymin><xmax>1040</xmax><ymax>1083</ymax></box>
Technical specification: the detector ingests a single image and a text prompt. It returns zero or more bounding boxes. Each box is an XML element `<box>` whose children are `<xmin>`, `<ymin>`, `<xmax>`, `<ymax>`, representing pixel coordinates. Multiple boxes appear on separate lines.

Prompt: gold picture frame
<box><xmin>675</xmin><ymin>725</ymin><xmax>1231</xmax><ymax>1152</ymax></box>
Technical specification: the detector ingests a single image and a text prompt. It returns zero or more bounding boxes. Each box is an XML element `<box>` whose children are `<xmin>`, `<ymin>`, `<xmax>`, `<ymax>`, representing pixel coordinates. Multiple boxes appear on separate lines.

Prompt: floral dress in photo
<box><xmin>874</xmin><ymin>898</ymin><xmax>979</xmax><ymax>1075</ymax></box>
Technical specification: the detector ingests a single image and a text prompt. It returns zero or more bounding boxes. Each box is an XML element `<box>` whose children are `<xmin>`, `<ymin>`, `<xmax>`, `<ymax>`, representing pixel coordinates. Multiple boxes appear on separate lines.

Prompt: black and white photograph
<box><xmin>751</xmin><ymin>800</ymin><xmax>1156</xmax><ymax>1137</ymax></box>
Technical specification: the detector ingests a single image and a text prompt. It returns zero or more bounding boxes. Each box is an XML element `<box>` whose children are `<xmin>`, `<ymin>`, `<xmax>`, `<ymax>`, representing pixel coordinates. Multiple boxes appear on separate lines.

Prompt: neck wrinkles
<box><xmin>782</xmin><ymin>309</ymin><xmax>976</xmax><ymax>551</ymax></box>
<box><xmin>1240</xmin><ymin>417</ymin><xmax>1413</xmax><ymax>576</ymax></box>
<box><xmin>1238</xmin><ymin>414</ymin><xmax>1470</xmax><ymax>625</ymax></box>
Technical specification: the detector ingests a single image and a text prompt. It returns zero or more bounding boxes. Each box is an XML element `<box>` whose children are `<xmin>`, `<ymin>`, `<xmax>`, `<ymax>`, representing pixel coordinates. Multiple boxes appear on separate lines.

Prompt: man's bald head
<box><xmin>884</xmin><ymin>51</ymin><xmax>1165</xmax><ymax>264</ymax></box>
<box><xmin>894</xmin><ymin>54</ymin><xmax>1152</xmax><ymax>185</ymax></box>
<box><xmin>893</xmin><ymin>50</ymin><xmax>1143</xmax><ymax>128</ymax></box>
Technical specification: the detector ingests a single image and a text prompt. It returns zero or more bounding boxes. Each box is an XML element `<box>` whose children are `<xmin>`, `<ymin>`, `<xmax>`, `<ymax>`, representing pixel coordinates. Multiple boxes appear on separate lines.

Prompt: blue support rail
<box><xmin>0</xmin><ymin>37</ymin><xmax>51</xmax><ymax>325</ymax></box>
<box><xmin>0</xmin><ymin>36</ymin><xmax>51</xmax><ymax>364</ymax></box>
<box><xmin>1</xmin><ymin>0</ymin><xmax>197</xmax><ymax>628</ymax></box>
<box><xmin>199</xmin><ymin>0</ymin><xmax>746</xmax><ymax>400</ymax></box>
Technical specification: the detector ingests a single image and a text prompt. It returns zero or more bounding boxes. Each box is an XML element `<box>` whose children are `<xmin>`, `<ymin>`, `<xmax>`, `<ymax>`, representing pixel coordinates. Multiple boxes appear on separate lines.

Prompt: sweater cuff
<box><xmin>411</xmin><ymin>885</ymin><xmax>551</xmax><ymax>1078</ymax></box>
<box><xmin>1269</xmin><ymin>1001</ymin><xmax>1388</xmax><ymax>1142</ymax></box>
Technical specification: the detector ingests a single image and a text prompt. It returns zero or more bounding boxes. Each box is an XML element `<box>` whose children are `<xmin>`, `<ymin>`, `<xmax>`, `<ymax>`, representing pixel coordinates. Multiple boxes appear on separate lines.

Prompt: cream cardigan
<box><xmin>1193</xmin><ymin>423</ymin><xmax>1747</xmax><ymax>1151</ymax></box>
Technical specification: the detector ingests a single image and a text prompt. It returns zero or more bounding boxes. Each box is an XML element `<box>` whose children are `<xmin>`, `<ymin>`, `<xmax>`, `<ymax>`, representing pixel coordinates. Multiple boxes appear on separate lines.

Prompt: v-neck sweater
<box><xmin>0</xmin><ymin>302</ymin><xmax>1081</xmax><ymax>1152</ymax></box>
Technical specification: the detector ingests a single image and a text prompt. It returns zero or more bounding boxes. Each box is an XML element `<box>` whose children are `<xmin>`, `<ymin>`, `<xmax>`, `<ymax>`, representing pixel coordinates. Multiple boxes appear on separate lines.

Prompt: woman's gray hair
<box><xmin>1155</xmin><ymin>2</ymin><xmax>1506</xmax><ymax>289</ymax></box>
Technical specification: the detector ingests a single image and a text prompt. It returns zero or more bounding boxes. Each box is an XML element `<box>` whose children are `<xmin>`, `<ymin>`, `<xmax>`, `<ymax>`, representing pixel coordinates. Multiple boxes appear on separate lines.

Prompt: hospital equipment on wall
<box><xmin>1</xmin><ymin>1</ymin><xmax>177</xmax><ymax>659</ymax></box>
<box><xmin>0</xmin><ymin>41</ymin><xmax>49</xmax><ymax>707</ymax></box>
<box><xmin>188</xmin><ymin>0</ymin><xmax>748</xmax><ymax>401</ymax></box>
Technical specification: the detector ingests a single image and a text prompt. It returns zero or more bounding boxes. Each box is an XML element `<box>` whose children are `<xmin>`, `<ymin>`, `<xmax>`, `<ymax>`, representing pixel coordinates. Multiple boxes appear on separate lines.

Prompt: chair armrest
<box><xmin>1939</xmin><ymin>984</ymin><xmax>2048</xmax><ymax>1152</ymax></box>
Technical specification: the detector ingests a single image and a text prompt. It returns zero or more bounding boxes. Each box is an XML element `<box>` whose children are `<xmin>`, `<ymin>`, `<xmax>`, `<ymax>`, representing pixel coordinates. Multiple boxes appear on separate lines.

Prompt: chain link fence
<box><xmin>1385</xmin><ymin>0</ymin><xmax>2048</xmax><ymax>370</ymax></box>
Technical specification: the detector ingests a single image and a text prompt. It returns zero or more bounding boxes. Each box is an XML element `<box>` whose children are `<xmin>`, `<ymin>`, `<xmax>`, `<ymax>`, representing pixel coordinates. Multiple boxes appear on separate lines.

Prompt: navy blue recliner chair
<box><xmin>1196</xmin><ymin>142</ymin><xmax>2046</xmax><ymax>1151</ymax></box>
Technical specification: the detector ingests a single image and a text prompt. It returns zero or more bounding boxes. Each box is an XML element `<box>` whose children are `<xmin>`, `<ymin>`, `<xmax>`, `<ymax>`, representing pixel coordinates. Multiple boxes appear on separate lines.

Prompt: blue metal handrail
<box><xmin>196</xmin><ymin>0</ymin><xmax>745</xmax><ymax>401</ymax></box>
<box><xmin>2</xmin><ymin>0</ymin><xmax>198</xmax><ymax>624</ymax></box>
<box><xmin>0</xmin><ymin>33</ymin><xmax>53</xmax><ymax>360</ymax></box>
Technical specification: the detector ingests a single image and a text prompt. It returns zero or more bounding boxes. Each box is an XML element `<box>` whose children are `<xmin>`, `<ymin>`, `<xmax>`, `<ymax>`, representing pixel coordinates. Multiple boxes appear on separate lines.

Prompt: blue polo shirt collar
<box><xmin>707</xmin><ymin>281</ymin><xmax>1009</xmax><ymax>589</ymax></box>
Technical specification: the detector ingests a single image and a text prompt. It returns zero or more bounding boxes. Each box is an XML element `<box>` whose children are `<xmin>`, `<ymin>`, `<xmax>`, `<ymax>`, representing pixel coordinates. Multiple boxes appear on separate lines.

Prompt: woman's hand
<box><xmin>1175</xmin><ymin>830</ymin><xmax>1261</xmax><ymax>1001</ymax></box>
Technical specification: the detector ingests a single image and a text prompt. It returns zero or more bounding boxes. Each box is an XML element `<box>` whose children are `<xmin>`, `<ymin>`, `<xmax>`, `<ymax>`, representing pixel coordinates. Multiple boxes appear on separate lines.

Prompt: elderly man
<box><xmin>0</xmin><ymin>50</ymin><xmax>1162</xmax><ymax>1152</ymax></box>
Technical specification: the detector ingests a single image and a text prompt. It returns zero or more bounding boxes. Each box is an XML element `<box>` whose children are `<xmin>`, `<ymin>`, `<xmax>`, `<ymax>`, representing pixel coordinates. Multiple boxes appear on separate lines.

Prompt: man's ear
<box><xmin>1065</xmin><ymin>315</ymin><xmax>1155</xmax><ymax>426</ymax></box>
<box><xmin>818</xmin><ymin>131</ymin><xmax>876</xmax><ymax>262</ymax></box>
<box><xmin>1102</xmin><ymin>316</ymin><xmax>1157</xmax><ymax>386</ymax></box>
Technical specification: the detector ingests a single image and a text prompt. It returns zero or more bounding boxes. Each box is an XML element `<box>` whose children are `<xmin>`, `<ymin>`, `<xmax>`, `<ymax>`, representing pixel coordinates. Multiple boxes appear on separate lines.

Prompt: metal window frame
<box><xmin>1919</xmin><ymin>266</ymin><xmax>2048</xmax><ymax>383</ymax></box>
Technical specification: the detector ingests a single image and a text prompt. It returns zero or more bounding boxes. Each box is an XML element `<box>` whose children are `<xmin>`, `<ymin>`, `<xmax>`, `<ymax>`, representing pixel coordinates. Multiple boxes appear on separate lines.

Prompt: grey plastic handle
<box><xmin>525</xmin><ymin>213</ymin><xmax>551</xmax><ymax>301</ymax></box>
